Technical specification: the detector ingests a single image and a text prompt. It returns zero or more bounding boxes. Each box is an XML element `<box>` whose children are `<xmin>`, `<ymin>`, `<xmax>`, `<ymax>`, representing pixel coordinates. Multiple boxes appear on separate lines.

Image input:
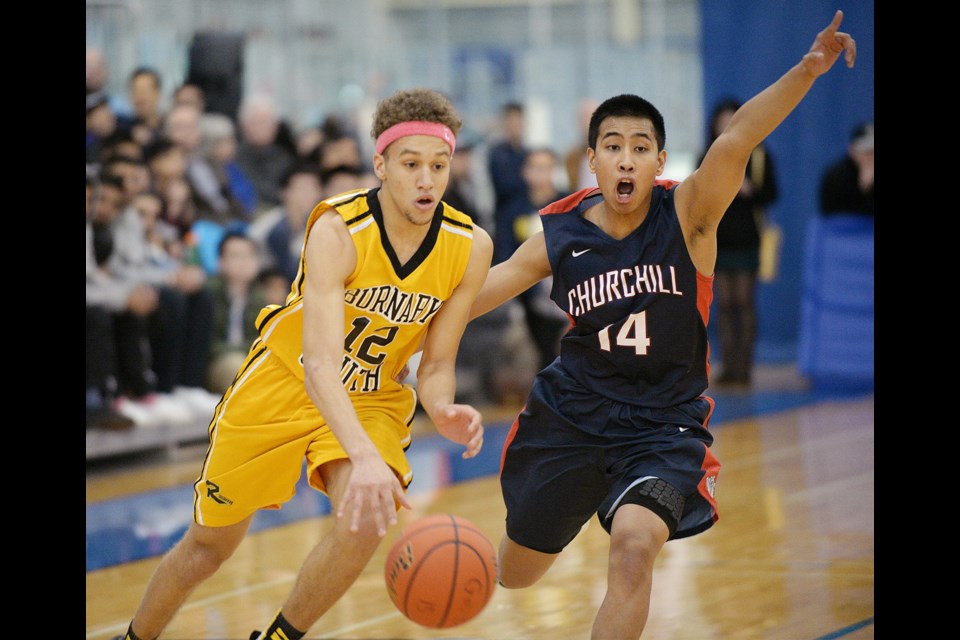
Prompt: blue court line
<box><xmin>814</xmin><ymin>616</ymin><xmax>874</xmax><ymax>639</ymax></box>
<box><xmin>86</xmin><ymin>386</ymin><xmax>870</xmax><ymax>571</ymax></box>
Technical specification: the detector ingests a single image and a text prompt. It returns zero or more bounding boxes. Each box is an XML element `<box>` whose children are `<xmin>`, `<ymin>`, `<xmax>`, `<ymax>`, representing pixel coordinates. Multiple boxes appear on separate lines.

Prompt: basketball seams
<box><xmin>385</xmin><ymin>514</ymin><xmax>496</xmax><ymax>628</ymax></box>
<box><xmin>401</xmin><ymin>540</ymin><xmax>460</xmax><ymax>622</ymax></box>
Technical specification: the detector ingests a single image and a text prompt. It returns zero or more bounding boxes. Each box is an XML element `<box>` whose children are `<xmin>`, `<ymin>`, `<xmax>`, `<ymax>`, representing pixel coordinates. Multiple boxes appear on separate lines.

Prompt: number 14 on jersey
<box><xmin>597</xmin><ymin>312</ymin><xmax>650</xmax><ymax>355</ymax></box>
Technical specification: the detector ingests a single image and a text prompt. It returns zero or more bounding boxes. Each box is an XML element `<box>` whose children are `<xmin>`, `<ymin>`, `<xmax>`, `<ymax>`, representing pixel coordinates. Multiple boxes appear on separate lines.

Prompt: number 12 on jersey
<box><xmin>597</xmin><ymin>312</ymin><xmax>650</xmax><ymax>355</ymax></box>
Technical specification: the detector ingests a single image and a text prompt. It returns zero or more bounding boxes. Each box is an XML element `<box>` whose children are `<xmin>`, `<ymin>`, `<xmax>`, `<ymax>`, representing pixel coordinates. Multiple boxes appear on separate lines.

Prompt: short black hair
<box><xmin>280</xmin><ymin>163</ymin><xmax>321</xmax><ymax>190</ymax></box>
<box><xmin>142</xmin><ymin>136</ymin><xmax>179</xmax><ymax>163</ymax></box>
<box><xmin>96</xmin><ymin>171</ymin><xmax>125</xmax><ymax>191</ymax></box>
<box><xmin>588</xmin><ymin>94</ymin><xmax>665</xmax><ymax>152</ymax></box>
<box><xmin>502</xmin><ymin>101</ymin><xmax>524</xmax><ymax>115</ymax></box>
<box><xmin>706</xmin><ymin>97</ymin><xmax>742</xmax><ymax>143</ymax></box>
<box><xmin>129</xmin><ymin>66</ymin><xmax>162</xmax><ymax>89</ymax></box>
<box><xmin>257</xmin><ymin>265</ymin><xmax>289</xmax><ymax>284</ymax></box>
<box><xmin>217</xmin><ymin>230</ymin><xmax>255</xmax><ymax>257</ymax></box>
<box><xmin>320</xmin><ymin>164</ymin><xmax>364</xmax><ymax>188</ymax></box>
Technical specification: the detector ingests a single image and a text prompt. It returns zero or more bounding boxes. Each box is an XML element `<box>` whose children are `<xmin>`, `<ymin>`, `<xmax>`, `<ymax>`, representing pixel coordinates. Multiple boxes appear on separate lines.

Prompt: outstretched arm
<box><xmin>677</xmin><ymin>10</ymin><xmax>857</xmax><ymax>259</ymax></box>
<box><xmin>469</xmin><ymin>231</ymin><xmax>552</xmax><ymax>320</ymax></box>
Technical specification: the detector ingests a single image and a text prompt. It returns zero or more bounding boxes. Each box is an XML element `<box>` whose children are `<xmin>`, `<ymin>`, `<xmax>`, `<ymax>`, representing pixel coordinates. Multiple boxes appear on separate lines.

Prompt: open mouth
<box><xmin>616</xmin><ymin>179</ymin><xmax>635</xmax><ymax>198</ymax></box>
<box><xmin>415</xmin><ymin>195</ymin><xmax>435</xmax><ymax>208</ymax></box>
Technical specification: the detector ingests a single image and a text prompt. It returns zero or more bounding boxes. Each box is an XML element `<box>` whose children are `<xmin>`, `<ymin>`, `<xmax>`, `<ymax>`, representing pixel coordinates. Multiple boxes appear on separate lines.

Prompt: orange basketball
<box><xmin>384</xmin><ymin>513</ymin><xmax>498</xmax><ymax>628</ymax></box>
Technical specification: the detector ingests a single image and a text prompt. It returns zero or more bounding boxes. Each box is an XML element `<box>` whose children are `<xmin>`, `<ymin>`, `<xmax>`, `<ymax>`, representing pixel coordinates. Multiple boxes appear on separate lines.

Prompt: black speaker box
<box><xmin>186</xmin><ymin>31</ymin><xmax>245</xmax><ymax>121</ymax></box>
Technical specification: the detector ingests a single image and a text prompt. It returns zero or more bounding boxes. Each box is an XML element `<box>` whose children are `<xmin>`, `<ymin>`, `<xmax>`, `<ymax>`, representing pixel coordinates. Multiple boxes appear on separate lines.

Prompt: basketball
<box><xmin>384</xmin><ymin>513</ymin><xmax>498</xmax><ymax>628</ymax></box>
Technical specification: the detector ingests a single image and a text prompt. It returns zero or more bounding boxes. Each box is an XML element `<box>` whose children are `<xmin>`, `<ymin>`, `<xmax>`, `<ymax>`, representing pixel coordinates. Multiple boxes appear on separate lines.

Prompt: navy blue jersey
<box><xmin>541</xmin><ymin>182</ymin><xmax>714</xmax><ymax>408</ymax></box>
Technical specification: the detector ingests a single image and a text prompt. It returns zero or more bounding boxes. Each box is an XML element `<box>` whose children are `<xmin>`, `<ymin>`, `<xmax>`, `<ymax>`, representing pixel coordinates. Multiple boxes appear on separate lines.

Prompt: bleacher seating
<box><xmin>797</xmin><ymin>214</ymin><xmax>874</xmax><ymax>392</ymax></box>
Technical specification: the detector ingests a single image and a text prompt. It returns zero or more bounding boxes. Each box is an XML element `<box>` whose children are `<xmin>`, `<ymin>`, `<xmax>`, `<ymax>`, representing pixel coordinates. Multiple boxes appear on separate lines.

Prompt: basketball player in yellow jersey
<box><xmin>116</xmin><ymin>88</ymin><xmax>493</xmax><ymax>640</ymax></box>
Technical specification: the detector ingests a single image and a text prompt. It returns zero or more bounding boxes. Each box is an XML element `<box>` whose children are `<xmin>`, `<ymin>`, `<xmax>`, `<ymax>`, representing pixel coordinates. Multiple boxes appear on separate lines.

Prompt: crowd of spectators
<box><xmin>86</xmin><ymin>46</ymin><xmax>582</xmax><ymax>434</ymax></box>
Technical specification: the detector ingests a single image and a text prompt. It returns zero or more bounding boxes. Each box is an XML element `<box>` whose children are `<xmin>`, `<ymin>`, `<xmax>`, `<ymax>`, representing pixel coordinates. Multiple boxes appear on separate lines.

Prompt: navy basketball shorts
<box><xmin>499</xmin><ymin>364</ymin><xmax>721</xmax><ymax>554</ymax></box>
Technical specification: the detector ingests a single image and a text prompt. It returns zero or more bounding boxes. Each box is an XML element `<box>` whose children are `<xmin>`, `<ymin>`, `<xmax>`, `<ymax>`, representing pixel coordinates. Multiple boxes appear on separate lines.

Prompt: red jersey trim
<box><xmin>539</xmin><ymin>180</ymin><xmax>681</xmax><ymax>217</ymax></box>
<box><xmin>540</xmin><ymin>188</ymin><xmax>600</xmax><ymax>215</ymax></box>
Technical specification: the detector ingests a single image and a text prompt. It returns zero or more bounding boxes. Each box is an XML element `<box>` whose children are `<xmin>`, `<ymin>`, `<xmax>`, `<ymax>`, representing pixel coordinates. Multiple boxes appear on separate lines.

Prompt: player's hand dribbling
<box><xmin>432</xmin><ymin>403</ymin><xmax>484</xmax><ymax>459</ymax></box>
<box><xmin>338</xmin><ymin>454</ymin><xmax>413</xmax><ymax>537</ymax></box>
<box><xmin>802</xmin><ymin>10</ymin><xmax>857</xmax><ymax>76</ymax></box>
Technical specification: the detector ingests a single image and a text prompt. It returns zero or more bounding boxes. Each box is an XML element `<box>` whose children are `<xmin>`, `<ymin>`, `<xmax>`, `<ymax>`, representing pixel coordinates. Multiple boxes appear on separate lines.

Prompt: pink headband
<box><xmin>375</xmin><ymin>121</ymin><xmax>456</xmax><ymax>156</ymax></box>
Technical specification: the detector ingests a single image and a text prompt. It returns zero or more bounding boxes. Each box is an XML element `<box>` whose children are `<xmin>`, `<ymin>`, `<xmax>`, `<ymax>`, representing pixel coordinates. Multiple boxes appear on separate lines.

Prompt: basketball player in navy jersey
<box><xmin>116</xmin><ymin>88</ymin><xmax>493</xmax><ymax>640</ymax></box>
<box><xmin>470</xmin><ymin>12</ymin><xmax>857</xmax><ymax>639</ymax></box>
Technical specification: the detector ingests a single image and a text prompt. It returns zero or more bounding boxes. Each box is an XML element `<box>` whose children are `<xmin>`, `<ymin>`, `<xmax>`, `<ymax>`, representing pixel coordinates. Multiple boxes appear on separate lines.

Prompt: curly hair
<box><xmin>370</xmin><ymin>88</ymin><xmax>462</xmax><ymax>142</ymax></box>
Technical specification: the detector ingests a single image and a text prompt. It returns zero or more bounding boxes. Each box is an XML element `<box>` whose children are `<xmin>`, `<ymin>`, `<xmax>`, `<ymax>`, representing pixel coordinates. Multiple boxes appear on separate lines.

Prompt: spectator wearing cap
<box><xmin>819</xmin><ymin>121</ymin><xmax>874</xmax><ymax>217</ymax></box>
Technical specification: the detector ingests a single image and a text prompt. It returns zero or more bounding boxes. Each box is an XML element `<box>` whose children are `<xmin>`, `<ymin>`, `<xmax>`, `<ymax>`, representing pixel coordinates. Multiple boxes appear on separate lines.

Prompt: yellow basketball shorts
<box><xmin>192</xmin><ymin>345</ymin><xmax>418</xmax><ymax>527</ymax></box>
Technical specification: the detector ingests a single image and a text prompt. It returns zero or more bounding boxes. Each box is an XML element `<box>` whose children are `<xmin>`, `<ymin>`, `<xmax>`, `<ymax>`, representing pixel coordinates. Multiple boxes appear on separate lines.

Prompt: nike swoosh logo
<box><xmin>572</xmin><ymin>248</ymin><xmax>591</xmax><ymax>257</ymax></box>
<box><xmin>678</xmin><ymin>427</ymin><xmax>688</xmax><ymax>432</ymax></box>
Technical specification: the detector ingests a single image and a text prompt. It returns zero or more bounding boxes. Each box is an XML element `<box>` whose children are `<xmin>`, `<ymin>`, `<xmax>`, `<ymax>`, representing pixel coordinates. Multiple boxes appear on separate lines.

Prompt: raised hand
<box><xmin>803</xmin><ymin>10</ymin><xmax>857</xmax><ymax>76</ymax></box>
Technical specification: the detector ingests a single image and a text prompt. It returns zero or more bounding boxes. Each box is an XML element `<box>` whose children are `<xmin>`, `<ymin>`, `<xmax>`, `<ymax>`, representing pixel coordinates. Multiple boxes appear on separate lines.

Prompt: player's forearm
<box><xmin>470</xmin><ymin>263</ymin><xmax>536</xmax><ymax>319</ymax></box>
<box><xmin>304</xmin><ymin>360</ymin><xmax>380</xmax><ymax>460</ymax></box>
<box><xmin>415</xmin><ymin>359</ymin><xmax>458</xmax><ymax>420</ymax></box>
<box><xmin>725</xmin><ymin>62</ymin><xmax>817</xmax><ymax>156</ymax></box>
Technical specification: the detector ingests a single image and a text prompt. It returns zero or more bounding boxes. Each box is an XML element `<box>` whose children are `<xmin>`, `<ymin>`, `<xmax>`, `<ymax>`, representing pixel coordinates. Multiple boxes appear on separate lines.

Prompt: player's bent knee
<box><xmin>497</xmin><ymin>539</ymin><xmax>557</xmax><ymax>589</ymax></box>
<box><xmin>613</xmin><ymin>477</ymin><xmax>685</xmax><ymax>540</ymax></box>
<box><xmin>183</xmin><ymin>519</ymin><xmax>251</xmax><ymax>569</ymax></box>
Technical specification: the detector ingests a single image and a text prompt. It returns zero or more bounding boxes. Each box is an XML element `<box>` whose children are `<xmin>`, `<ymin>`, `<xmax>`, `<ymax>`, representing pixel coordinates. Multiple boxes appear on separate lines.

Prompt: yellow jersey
<box><xmin>254</xmin><ymin>187</ymin><xmax>475</xmax><ymax>395</ymax></box>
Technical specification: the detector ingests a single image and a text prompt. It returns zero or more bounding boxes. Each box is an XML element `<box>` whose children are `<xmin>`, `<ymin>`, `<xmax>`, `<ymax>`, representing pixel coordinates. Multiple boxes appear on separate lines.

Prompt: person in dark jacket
<box><xmin>698</xmin><ymin>98</ymin><xmax>779</xmax><ymax>386</ymax></box>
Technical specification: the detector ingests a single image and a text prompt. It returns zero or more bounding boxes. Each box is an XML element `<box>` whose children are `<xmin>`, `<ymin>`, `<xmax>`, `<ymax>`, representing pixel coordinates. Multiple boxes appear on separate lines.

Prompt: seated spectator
<box><xmin>234</xmin><ymin>93</ymin><xmax>297</xmax><ymax>212</ymax></box>
<box><xmin>320</xmin><ymin>163</ymin><xmax>367</xmax><ymax>199</ymax></box>
<box><xmin>102</xmin><ymin>153</ymin><xmax>152</xmax><ymax>204</ymax></box>
<box><xmin>144</xmin><ymin>137</ymin><xmax>189</xmax><ymax>201</ymax></box>
<box><xmin>86</xmin><ymin>46</ymin><xmax>133</xmax><ymax>132</ymax></box>
<box><xmin>88</xmin><ymin>171</ymin><xmax>184</xmax><ymax>429</ymax></box>
<box><xmin>87</xmin><ymin>92</ymin><xmax>124</xmax><ymax>168</ymax></box>
<box><xmin>157</xmin><ymin>175</ymin><xmax>199</xmax><ymax>252</ymax></box>
<box><xmin>103</xmin><ymin>162</ymin><xmax>221</xmax><ymax>422</ymax></box>
<box><xmin>172</xmin><ymin>81</ymin><xmax>206</xmax><ymax>113</ymax></box>
<box><xmin>205</xmin><ymin>232</ymin><xmax>269</xmax><ymax>394</ymax></box>
<box><xmin>258</xmin><ymin>265</ymin><xmax>291</xmax><ymax>306</ymax></box>
<box><xmin>165</xmin><ymin>103</ymin><xmax>248</xmax><ymax>227</ymax></box>
<box><xmin>132</xmin><ymin>190</ymin><xmax>181</xmax><ymax>264</ymax></box>
<box><xmin>246</xmin><ymin>163</ymin><xmax>323</xmax><ymax>283</ymax></box>
<box><xmin>199</xmin><ymin>112</ymin><xmax>258</xmax><ymax>219</ymax></box>
<box><xmin>87</xmin><ymin>173</ymin><xmax>138</xmax><ymax>431</ymax></box>
<box><xmin>99</xmin><ymin>129</ymin><xmax>144</xmax><ymax>165</ymax></box>
<box><xmin>143</xmin><ymin>137</ymin><xmax>215</xmax><ymax>271</ymax></box>
<box><xmin>127</xmin><ymin>66</ymin><xmax>166</xmax><ymax>148</ymax></box>
<box><xmin>820</xmin><ymin>121</ymin><xmax>874</xmax><ymax>217</ymax></box>
<box><xmin>318</xmin><ymin>132</ymin><xmax>363</xmax><ymax>173</ymax></box>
